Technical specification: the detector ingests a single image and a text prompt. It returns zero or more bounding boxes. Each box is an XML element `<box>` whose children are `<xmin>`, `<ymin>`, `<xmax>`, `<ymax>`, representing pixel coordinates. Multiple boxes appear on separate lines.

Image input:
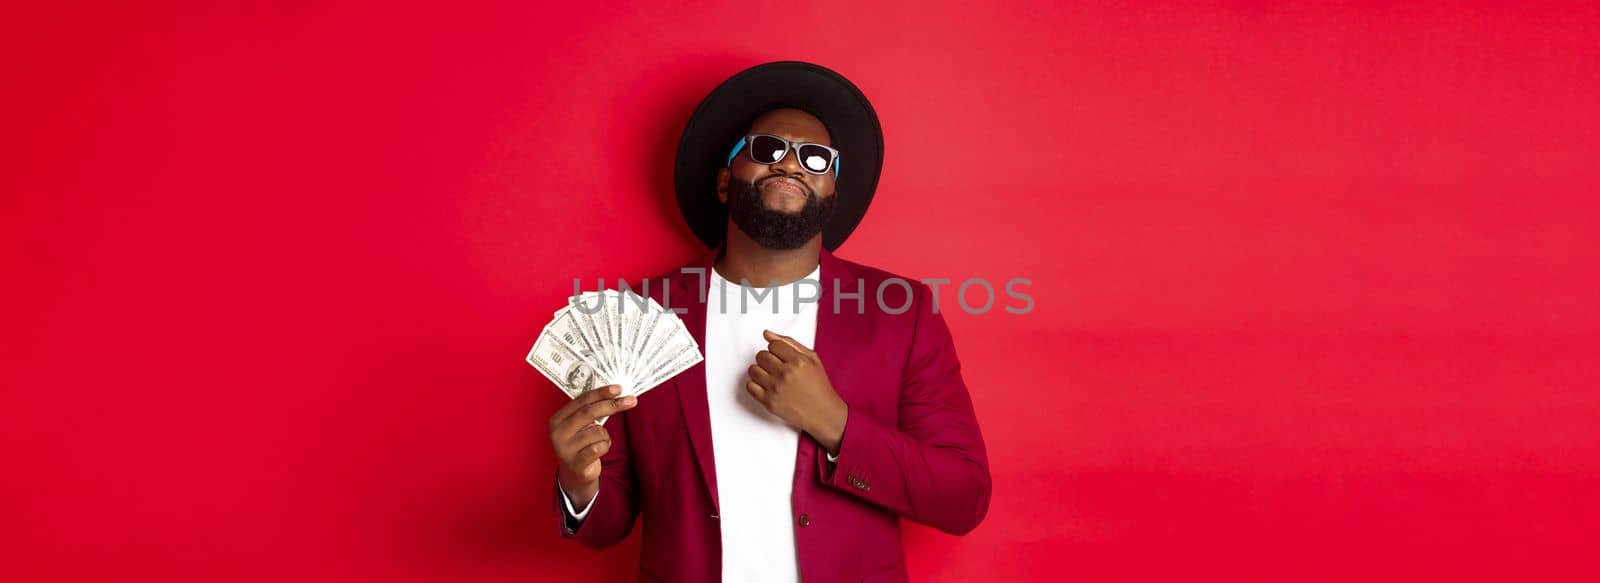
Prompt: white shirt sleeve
<box><xmin>558</xmin><ymin>481</ymin><xmax>597</xmax><ymax>521</ymax></box>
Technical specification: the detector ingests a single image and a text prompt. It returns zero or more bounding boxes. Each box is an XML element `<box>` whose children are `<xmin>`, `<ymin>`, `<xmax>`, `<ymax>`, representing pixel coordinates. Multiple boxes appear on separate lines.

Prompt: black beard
<box><xmin>725</xmin><ymin>176</ymin><xmax>837</xmax><ymax>250</ymax></box>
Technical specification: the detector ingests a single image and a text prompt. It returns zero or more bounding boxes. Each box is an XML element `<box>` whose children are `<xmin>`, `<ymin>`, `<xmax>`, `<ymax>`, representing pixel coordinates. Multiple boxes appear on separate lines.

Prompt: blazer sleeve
<box><xmin>552</xmin><ymin>405</ymin><xmax>641</xmax><ymax>547</ymax></box>
<box><xmin>816</xmin><ymin>283</ymin><xmax>993</xmax><ymax>535</ymax></box>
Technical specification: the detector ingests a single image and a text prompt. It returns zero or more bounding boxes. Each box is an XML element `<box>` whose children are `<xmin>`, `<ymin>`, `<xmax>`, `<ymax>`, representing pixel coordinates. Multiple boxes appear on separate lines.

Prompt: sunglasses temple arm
<box><xmin>725</xmin><ymin>137</ymin><xmax>747</xmax><ymax>167</ymax></box>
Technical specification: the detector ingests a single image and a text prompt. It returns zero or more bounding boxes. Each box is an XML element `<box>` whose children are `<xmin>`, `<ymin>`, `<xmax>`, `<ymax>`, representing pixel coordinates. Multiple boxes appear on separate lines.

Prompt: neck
<box><xmin>715</xmin><ymin>222</ymin><xmax>822</xmax><ymax>287</ymax></box>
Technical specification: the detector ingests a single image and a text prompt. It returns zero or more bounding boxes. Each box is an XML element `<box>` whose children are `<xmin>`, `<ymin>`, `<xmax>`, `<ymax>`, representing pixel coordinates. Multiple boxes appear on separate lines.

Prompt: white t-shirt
<box><xmin>701</xmin><ymin>263</ymin><xmax>820</xmax><ymax>583</ymax></box>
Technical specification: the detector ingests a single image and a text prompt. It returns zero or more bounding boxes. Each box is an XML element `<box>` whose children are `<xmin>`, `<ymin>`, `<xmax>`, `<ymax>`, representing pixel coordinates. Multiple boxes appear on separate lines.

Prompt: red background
<box><xmin>4</xmin><ymin>1</ymin><xmax>1598</xmax><ymax>581</ymax></box>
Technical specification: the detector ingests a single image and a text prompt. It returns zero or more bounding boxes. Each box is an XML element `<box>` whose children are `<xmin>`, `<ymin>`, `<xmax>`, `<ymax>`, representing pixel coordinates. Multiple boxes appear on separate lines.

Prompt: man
<box><xmin>546</xmin><ymin>61</ymin><xmax>991</xmax><ymax>582</ymax></box>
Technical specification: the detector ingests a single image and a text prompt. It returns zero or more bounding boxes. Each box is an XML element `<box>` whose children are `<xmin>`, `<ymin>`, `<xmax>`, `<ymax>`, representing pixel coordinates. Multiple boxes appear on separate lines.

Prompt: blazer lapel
<box><xmin>801</xmin><ymin>248</ymin><xmax>861</xmax><ymax>461</ymax></box>
<box><xmin>812</xmin><ymin>247</ymin><xmax>862</xmax><ymax>390</ymax></box>
<box><xmin>673</xmin><ymin>247</ymin><xmax>720</xmax><ymax>513</ymax></box>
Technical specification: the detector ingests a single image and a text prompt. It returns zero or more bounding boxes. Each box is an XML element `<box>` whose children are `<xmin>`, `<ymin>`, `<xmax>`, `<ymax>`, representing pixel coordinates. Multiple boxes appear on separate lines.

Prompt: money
<box><xmin>527</xmin><ymin>328</ymin><xmax>605</xmax><ymax>399</ymax></box>
<box><xmin>526</xmin><ymin>288</ymin><xmax>703</xmax><ymax>424</ymax></box>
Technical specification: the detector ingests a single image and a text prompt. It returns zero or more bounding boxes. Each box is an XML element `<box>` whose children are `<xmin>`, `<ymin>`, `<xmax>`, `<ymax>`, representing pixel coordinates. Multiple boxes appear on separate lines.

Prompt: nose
<box><xmin>769</xmin><ymin>146</ymin><xmax>808</xmax><ymax>178</ymax></box>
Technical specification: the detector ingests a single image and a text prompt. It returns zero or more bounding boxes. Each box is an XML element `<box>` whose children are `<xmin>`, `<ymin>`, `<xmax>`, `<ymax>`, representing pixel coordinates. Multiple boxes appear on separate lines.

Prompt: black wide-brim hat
<box><xmin>674</xmin><ymin>61</ymin><xmax>883</xmax><ymax>252</ymax></box>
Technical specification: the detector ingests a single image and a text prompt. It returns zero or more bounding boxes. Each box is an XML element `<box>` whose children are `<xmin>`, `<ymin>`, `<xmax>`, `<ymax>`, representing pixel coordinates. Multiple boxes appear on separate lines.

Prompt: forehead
<box><xmin>748</xmin><ymin>108</ymin><xmax>832</xmax><ymax>146</ymax></box>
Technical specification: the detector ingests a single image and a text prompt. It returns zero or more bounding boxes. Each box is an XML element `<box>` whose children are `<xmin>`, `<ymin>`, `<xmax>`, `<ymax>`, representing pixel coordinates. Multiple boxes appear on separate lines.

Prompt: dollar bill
<box><xmin>529</xmin><ymin>288</ymin><xmax>704</xmax><ymax>415</ymax></box>
<box><xmin>549</xmin><ymin>305</ymin><xmax>611</xmax><ymax>382</ymax></box>
<box><xmin>527</xmin><ymin>328</ymin><xmax>607</xmax><ymax>400</ymax></box>
<box><xmin>614</xmin><ymin>290</ymin><xmax>647</xmax><ymax>388</ymax></box>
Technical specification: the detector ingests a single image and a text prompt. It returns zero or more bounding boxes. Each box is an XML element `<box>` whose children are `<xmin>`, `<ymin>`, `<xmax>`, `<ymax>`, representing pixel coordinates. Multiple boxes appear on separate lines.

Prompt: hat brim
<box><xmin>674</xmin><ymin>61</ymin><xmax>883</xmax><ymax>252</ymax></box>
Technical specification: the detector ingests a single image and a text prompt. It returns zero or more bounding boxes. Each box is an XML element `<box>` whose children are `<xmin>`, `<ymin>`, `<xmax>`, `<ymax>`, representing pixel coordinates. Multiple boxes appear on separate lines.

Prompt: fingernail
<box><xmin>620</xmin><ymin>396</ymin><xmax>637</xmax><ymax>406</ymax></box>
<box><xmin>608</xmin><ymin>385</ymin><xmax>621</xmax><ymax>395</ymax></box>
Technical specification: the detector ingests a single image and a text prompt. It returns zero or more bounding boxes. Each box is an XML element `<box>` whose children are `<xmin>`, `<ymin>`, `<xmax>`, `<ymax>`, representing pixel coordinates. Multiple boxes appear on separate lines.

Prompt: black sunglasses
<box><xmin>725</xmin><ymin>133</ymin><xmax>841</xmax><ymax>177</ymax></box>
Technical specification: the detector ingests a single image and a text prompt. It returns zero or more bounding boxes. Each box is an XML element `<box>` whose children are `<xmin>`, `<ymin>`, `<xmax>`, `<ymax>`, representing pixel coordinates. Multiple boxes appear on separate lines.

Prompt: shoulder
<box><xmin>827</xmin><ymin>254</ymin><xmax>938</xmax><ymax>314</ymax></box>
<box><xmin>829</xmin><ymin>254</ymin><xmax>903</xmax><ymax>285</ymax></box>
<box><xmin>642</xmin><ymin>254</ymin><xmax>711</xmax><ymax>287</ymax></box>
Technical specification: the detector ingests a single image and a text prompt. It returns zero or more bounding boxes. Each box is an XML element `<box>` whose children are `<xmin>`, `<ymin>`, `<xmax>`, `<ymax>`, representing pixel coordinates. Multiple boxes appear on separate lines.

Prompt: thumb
<box><xmin>763</xmin><ymin>329</ymin><xmax>809</xmax><ymax>352</ymax></box>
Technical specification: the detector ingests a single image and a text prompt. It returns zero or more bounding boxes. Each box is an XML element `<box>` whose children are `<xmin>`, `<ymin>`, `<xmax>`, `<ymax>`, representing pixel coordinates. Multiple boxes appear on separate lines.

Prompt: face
<box><xmin>717</xmin><ymin>108</ymin><xmax>839</xmax><ymax>250</ymax></box>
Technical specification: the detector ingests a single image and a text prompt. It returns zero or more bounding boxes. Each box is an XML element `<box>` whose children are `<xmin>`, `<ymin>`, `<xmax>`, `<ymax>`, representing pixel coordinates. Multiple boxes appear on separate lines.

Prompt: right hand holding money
<box><xmin>549</xmin><ymin>384</ymin><xmax>637</xmax><ymax>507</ymax></box>
<box><xmin>530</xmin><ymin>289</ymin><xmax>702</xmax><ymax>510</ymax></box>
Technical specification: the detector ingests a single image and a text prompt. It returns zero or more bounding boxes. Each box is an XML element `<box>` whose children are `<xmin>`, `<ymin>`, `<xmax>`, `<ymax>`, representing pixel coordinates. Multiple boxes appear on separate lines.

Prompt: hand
<box><xmin>747</xmin><ymin>330</ymin><xmax>850</xmax><ymax>455</ymax></box>
<box><xmin>549</xmin><ymin>385</ymin><xmax>636</xmax><ymax>508</ymax></box>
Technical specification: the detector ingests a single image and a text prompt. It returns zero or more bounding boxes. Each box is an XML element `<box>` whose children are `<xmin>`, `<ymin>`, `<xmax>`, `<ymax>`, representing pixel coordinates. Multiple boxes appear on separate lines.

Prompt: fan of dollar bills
<box><xmin>527</xmin><ymin>289</ymin><xmax>703</xmax><ymax>424</ymax></box>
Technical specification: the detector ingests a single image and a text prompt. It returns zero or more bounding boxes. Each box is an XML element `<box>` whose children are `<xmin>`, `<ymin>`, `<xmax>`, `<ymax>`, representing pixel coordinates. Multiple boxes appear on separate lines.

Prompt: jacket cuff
<box><xmin>558</xmin><ymin>481</ymin><xmax>597</xmax><ymax>520</ymax></box>
<box><xmin>819</xmin><ymin>408</ymin><xmax>883</xmax><ymax>494</ymax></box>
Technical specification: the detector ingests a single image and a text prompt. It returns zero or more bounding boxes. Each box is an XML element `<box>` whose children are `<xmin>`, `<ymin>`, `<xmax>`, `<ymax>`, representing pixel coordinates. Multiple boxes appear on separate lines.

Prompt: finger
<box><xmin>755</xmin><ymin>350</ymin><xmax>784</xmax><ymax>372</ymax></box>
<box><xmin>556</xmin><ymin>384</ymin><xmax>622</xmax><ymax>424</ymax></box>
<box><xmin>562</xmin><ymin>423</ymin><xmax>609</xmax><ymax>454</ymax></box>
<box><xmin>763</xmin><ymin>329</ymin><xmax>813</xmax><ymax>355</ymax></box>
<box><xmin>564</xmin><ymin>394</ymin><xmax>637</xmax><ymax>433</ymax></box>
<box><xmin>556</xmin><ymin>385</ymin><xmax>623</xmax><ymax>426</ymax></box>
<box><xmin>747</xmin><ymin>363</ymin><xmax>775</xmax><ymax>389</ymax></box>
<box><xmin>568</xmin><ymin>420</ymin><xmax>609</xmax><ymax>445</ymax></box>
<box><xmin>767</xmin><ymin>337</ymin><xmax>803</xmax><ymax>363</ymax></box>
<box><xmin>555</xmin><ymin>412</ymin><xmax>610</xmax><ymax>444</ymax></box>
<box><xmin>566</xmin><ymin>434</ymin><xmax>611</xmax><ymax>468</ymax></box>
<box><xmin>567</xmin><ymin>396</ymin><xmax>636</xmax><ymax>435</ymax></box>
<box><xmin>745</xmin><ymin>380</ymin><xmax>769</xmax><ymax>404</ymax></box>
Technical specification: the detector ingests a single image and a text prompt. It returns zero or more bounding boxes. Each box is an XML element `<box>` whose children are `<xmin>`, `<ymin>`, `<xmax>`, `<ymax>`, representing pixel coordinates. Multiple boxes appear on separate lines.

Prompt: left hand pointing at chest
<box><xmin>747</xmin><ymin>329</ymin><xmax>850</xmax><ymax>456</ymax></box>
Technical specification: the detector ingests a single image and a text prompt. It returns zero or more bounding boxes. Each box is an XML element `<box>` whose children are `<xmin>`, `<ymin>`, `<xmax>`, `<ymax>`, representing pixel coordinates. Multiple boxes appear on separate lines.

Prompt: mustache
<box><xmin>754</xmin><ymin>175</ymin><xmax>815</xmax><ymax>199</ymax></box>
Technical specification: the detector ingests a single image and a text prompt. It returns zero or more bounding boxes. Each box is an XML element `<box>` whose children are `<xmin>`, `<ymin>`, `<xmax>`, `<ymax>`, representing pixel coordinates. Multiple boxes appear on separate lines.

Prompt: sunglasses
<box><xmin>725</xmin><ymin>133</ymin><xmax>841</xmax><ymax>177</ymax></box>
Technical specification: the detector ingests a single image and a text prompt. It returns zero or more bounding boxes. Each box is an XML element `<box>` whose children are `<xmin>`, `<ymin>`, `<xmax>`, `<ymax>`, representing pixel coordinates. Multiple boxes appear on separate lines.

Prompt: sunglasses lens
<box><xmin>798</xmin><ymin>144</ymin><xmax>834</xmax><ymax>173</ymax></box>
<box><xmin>749</xmin><ymin>135</ymin><xmax>788</xmax><ymax>164</ymax></box>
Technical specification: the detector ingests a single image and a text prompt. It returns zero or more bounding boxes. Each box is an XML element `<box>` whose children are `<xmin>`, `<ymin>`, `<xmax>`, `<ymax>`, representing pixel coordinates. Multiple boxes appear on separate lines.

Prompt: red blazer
<box><xmin>553</xmin><ymin>247</ymin><xmax>992</xmax><ymax>582</ymax></box>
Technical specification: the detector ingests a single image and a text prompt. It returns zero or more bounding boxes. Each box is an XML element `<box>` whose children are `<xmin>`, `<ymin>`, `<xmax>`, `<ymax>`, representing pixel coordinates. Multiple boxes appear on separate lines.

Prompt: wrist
<box><xmin>808</xmin><ymin>399</ymin><xmax>849</xmax><ymax>455</ymax></box>
<box><xmin>557</xmin><ymin>472</ymin><xmax>598</xmax><ymax>506</ymax></box>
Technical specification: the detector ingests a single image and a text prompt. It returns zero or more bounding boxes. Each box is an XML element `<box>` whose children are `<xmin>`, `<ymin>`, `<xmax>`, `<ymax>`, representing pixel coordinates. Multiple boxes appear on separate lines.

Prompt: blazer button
<box><xmin>798</xmin><ymin>513</ymin><xmax>811</xmax><ymax>528</ymax></box>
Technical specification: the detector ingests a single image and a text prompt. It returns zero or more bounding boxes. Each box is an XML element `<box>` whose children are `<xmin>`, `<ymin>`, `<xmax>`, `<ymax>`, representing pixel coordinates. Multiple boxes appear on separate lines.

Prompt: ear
<box><xmin>716</xmin><ymin>167</ymin><xmax>730</xmax><ymax>205</ymax></box>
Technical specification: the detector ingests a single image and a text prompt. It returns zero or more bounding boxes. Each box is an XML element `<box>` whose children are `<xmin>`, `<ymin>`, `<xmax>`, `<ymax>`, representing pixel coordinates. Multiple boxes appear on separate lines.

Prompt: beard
<box><xmin>725</xmin><ymin>176</ymin><xmax>838</xmax><ymax>250</ymax></box>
